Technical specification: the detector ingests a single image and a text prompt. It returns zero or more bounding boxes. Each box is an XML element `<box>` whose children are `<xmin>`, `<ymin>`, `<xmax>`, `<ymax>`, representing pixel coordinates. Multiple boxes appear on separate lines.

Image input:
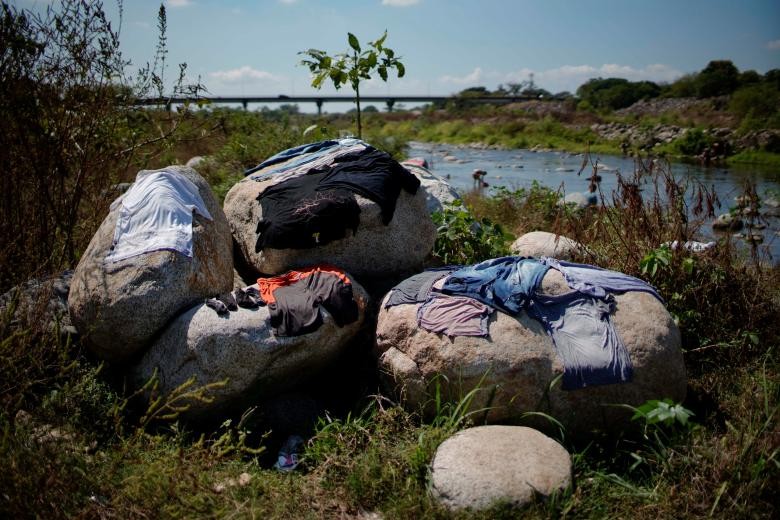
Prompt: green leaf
<box><xmin>378</xmin><ymin>65</ymin><xmax>387</xmax><ymax>81</ymax></box>
<box><xmin>348</xmin><ymin>32</ymin><xmax>361</xmax><ymax>52</ymax></box>
<box><xmin>384</xmin><ymin>48</ymin><xmax>394</xmax><ymax>59</ymax></box>
<box><xmin>373</xmin><ymin>30</ymin><xmax>387</xmax><ymax>49</ymax></box>
<box><xmin>682</xmin><ymin>257</ymin><xmax>695</xmax><ymax>275</ymax></box>
<box><xmin>396</xmin><ymin>61</ymin><xmax>405</xmax><ymax>77</ymax></box>
<box><xmin>367</xmin><ymin>51</ymin><xmax>377</xmax><ymax>67</ymax></box>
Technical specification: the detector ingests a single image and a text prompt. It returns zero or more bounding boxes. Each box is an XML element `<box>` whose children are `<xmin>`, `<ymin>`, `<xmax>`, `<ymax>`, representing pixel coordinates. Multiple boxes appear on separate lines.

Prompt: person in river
<box><xmin>472</xmin><ymin>169</ymin><xmax>487</xmax><ymax>189</ymax></box>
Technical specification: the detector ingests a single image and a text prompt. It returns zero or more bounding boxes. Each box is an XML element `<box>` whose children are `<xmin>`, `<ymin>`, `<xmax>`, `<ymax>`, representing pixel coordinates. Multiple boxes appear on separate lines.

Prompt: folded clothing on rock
<box><xmin>106</xmin><ymin>170</ymin><xmax>212</xmax><ymax>263</ymax></box>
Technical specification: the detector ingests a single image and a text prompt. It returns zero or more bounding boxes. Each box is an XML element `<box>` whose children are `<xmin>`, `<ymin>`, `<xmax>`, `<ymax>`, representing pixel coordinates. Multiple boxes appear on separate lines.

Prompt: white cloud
<box><xmin>503</xmin><ymin>63</ymin><xmax>683</xmax><ymax>93</ymax></box>
<box><xmin>209</xmin><ymin>66</ymin><xmax>283</xmax><ymax>83</ymax></box>
<box><xmin>382</xmin><ymin>0</ymin><xmax>421</xmax><ymax>6</ymax></box>
<box><xmin>439</xmin><ymin>67</ymin><xmax>483</xmax><ymax>86</ymax></box>
<box><xmin>166</xmin><ymin>0</ymin><xmax>192</xmax><ymax>7</ymax></box>
<box><xmin>767</xmin><ymin>40</ymin><xmax>780</xmax><ymax>50</ymax></box>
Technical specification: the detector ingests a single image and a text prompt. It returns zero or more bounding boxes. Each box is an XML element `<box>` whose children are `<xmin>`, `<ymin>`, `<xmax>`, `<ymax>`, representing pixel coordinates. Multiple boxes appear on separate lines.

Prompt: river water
<box><xmin>406</xmin><ymin>141</ymin><xmax>780</xmax><ymax>262</ymax></box>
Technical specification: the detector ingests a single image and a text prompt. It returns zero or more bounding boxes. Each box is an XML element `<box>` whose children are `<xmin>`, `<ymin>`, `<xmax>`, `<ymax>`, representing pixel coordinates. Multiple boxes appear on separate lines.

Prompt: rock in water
<box><xmin>68</xmin><ymin>166</ymin><xmax>233</xmax><ymax>361</ymax></box>
<box><xmin>376</xmin><ymin>268</ymin><xmax>685</xmax><ymax>435</ymax></box>
<box><xmin>510</xmin><ymin>231</ymin><xmax>585</xmax><ymax>260</ymax></box>
<box><xmin>224</xmin><ymin>173</ymin><xmax>436</xmax><ymax>278</ymax></box>
<box><xmin>130</xmin><ymin>279</ymin><xmax>369</xmax><ymax>420</ymax></box>
<box><xmin>431</xmin><ymin>425</ymin><xmax>571</xmax><ymax>511</ymax></box>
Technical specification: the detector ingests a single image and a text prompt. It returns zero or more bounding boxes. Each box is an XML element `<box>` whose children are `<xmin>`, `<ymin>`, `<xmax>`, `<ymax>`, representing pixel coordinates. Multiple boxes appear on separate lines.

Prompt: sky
<box><xmin>17</xmin><ymin>0</ymin><xmax>780</xmax><ymax>105</ymax></box>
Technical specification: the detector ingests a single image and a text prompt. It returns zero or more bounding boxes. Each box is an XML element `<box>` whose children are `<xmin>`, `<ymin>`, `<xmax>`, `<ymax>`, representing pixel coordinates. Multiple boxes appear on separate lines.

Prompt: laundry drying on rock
<box><xmin>383</xmin><ymin>267</ymin><xmax>456</xmax><ymax>308</ymax></box>
<box><xmin>106</xmin><ymin>170</ymin><xmax>213</xmax><ymax>262</ymax></box>
<box><xmin>386</xmin><ymin>256</ymin><xmax>662</xmax><ymax>390</ymax></box>
<box><xmin>257</xmin><ymin>265</ymin><xmax>359</xmax><ymax>337</ymax></box>
<box><xmin>245</xmin><ymin>139</ymin><xmax>342</xmax><ymax>176</ymax></box>
<box><xmin>247</xmin><ymin>138</ymin><xmax>368</xmax><ymax>187</ymax></box>
<box><xmin>252</xmin><ymin>140</ymin><xmax>420</xmax><ymax>252</ymax></box>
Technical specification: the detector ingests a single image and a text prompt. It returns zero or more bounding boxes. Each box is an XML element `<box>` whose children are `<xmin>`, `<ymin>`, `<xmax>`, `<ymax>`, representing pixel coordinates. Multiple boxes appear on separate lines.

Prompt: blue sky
<box><xmin>19</xmin><ymin>0</ymin><xmax>780</xmax><ymax>98</ymax></box>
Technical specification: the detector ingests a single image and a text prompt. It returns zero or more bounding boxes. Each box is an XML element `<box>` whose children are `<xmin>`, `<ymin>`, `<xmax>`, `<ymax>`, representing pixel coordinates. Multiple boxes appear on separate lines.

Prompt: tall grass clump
<box><xmin>0</xmin><ymin>1</ymin><xmax>202</xmax><ymax>291</ymax></box>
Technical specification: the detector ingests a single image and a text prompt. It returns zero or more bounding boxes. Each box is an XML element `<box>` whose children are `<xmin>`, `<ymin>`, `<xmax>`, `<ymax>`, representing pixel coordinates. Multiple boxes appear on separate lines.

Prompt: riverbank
<box><xmin>358</xmin><ymin>103</ymin><xmax>780</xmax><ymax>167</ymax></box>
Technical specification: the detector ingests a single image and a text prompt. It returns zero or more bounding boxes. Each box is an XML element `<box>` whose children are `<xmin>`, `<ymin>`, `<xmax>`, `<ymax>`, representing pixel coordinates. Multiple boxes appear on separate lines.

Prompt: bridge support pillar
<box><xmin>242</xmin><ymin>100</ymin><xmax>248</xmax><ymax>111</ymax></box>
<box><xmin>386</xmin><ymin>99</ymin><xmax>395</xmax><ymax>112</ymax></box>
<box><xmin>316</xmin><ymin>99</ymin><xmax>323</xmax><ymax>115</ymax></box>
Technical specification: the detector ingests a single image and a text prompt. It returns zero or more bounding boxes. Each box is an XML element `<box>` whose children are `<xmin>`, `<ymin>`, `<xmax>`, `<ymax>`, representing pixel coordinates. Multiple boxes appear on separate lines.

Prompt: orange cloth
<box><xmin>258</xmin><ymin>264</ymin><xmax>351</xmax><ymax>304</ymax></box>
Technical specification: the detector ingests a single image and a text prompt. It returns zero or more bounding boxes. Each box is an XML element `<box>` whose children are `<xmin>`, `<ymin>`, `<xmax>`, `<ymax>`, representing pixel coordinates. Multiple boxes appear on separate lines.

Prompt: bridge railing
<box><xmin>136</xmin><ymin>95</ymin><xmax>539</xmax><ymax>114</ymax></box>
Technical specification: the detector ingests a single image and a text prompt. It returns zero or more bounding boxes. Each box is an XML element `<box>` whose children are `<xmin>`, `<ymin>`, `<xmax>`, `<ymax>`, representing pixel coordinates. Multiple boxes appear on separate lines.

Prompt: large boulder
<box><xmin>224</xmin><ymin>173</ymin><xmax>436</xmax><ymax>279</ymax></box>
<box><xmin>130</xmin><ymin>280</ymin><xmax>369</xmax><ymax>420</ymax></box>
<box><xmin>376</xmin><ymin>269</ymin><xmax>685</xmax><ymax>435</ymax></box>
<box><xmin>68</xmin><ymin>166</ymin><xmax>233</xmax><ymax>362</ymax></box>
<box><xmin>431</xmin><ymin>425</ymin><xmax>572</xmax><ymax>511</ymax></box>
<box><xmin>510</xmin><ymin>231</ymin><xmax>585</xmax><ymax>260</ymax></box>
<box><xmin>401</xmin><ymin>161</ymin><xmax>461</xmax><ymax>214</ymax></box>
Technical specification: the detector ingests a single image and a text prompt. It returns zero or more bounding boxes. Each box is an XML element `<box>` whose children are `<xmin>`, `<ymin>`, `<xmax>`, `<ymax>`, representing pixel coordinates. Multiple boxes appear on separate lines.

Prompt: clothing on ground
<box><xmin>528</xmin><ymin>292</ymin><xmax>633</xmax><ymax>390</ymax></box>
<box><xmin>417</xmin><ymin>292</ymin><xmax>493</xmax><ymax>338</ymax></box>
<box><xmin>384</xmin><ymin>267</ymin><xmax>456</xmax><ymax>308</ymax></box>
<box><xmin>106</xmin><ymin>170</ymin><xmax>212</xmax><ymax>263</ymax></box>
<box><xmin>541</xmin><ymin>257</ymin><xmax>662</xmax><ymax>301</ymax></box>
<box><xmin>266</xmin><ymin>269</ymin><xmax>359</xmax><ymax>337</ymax></box>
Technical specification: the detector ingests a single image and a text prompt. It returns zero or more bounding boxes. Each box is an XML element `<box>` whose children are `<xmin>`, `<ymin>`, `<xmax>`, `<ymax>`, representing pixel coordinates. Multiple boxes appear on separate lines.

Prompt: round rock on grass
<box><xmin>68</xmin><ymin>165</ymin><xmax>233</xmax><ymax>362</ymax></box>
<box><xmin>509</xmin><ymin>231</ymin><xmax>586</xmax><ymax>260</ymax></box>
<box><xmin>431</xmin><ymin>425</ymin><xmax>572</xmax><ymax>511</ymax></box>
<box><xmin>223</xmin><ymin>172</ymin><xmax>436</xmax><ymax>279</ymax></box>
<box><xmin>130</xmin><ymin>280</ymin><xmax>369</xmax><ymax>421</ymax></box>
<box><xmin>376</xmin><ymin>268</ymin><xmax>686</xmax><ymax>436</ymax></box>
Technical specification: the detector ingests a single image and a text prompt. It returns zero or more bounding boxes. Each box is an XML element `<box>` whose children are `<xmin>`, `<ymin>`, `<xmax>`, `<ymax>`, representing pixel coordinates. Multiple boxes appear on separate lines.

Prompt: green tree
<box><xmin>299</xmin><ymin>31</ymin><xmax>404</xmax><ymax>138</ymax></box>
<box><xmin>696</xmin><ymin>60</ymin><xmax>739</xmax><ymax>98</ymax></box>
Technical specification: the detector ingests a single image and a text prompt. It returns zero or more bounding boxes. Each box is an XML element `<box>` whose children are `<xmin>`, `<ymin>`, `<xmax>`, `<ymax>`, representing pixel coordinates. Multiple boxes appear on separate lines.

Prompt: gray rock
<box><xmin>0</xmin><ymin>270</ymin><xmax>76</xmax><ymax>339</ymax></box>
<box><xmin>376</xmin><ymin>268</ymin><xmax>685</xmax><ymax>435</ymax></box>
<box><xmin>509</xmin><ymin>231</ymin><xmax>585</xmax><ymax>260</ymax></box>
<box><xmin>130</xmin><ymin>279</ymin><xmax>368</xmax><ymax>420</ymax></box>
<box><xmin>431</xmin><ymin>425</ymin><xmax>571</xmax><ymax>511</ymax></box>
<box><xmin>224</xmin><ymin>174</ymin><xmax>436</xmax><ymax>279</ymax></box>
<box><xmin>68</xmin><ymin>166</ymin><xmax>233</xmax><ymax>362</ymax></box>
<box><xmin>402</xmin><ymin>161</ymin><xmax>461</xmax><ymax>214</ymax></box>
<box><xmin>558</xmin><ymin>192</ymin><xmax>597</xmax><ymax>209</ymax></box>
<box><xmin>712</xmin><ymin>213</ymin><xmax>743</xmax><ymax>231</ymax></box>
<box><xmin>186</xmin><ymin>156</ymin><xmax>205</xmax><ymax>168</ymax></box>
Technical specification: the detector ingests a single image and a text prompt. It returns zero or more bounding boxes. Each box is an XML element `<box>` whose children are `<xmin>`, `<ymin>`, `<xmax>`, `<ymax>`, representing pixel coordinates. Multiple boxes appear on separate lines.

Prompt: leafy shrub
<box><xmin>431</xmin><ymin>200</ymin><xmax>508</xmax><ymax>264</ymax></box>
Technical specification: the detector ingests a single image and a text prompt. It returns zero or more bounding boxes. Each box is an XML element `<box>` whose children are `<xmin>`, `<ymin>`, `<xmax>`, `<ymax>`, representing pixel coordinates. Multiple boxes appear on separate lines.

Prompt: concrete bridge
<box><xmin>138</xmin><ymin>95</ymin><xmax>538</xmax><ymax>114</ymax></box>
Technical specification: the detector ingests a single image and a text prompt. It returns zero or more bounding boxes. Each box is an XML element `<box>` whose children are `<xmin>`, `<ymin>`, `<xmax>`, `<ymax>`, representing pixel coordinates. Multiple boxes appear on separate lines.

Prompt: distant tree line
<box><xmin>454</xmin><ymin>60</ymin><xmax>780</xmax><ymax>128</ymax></box>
